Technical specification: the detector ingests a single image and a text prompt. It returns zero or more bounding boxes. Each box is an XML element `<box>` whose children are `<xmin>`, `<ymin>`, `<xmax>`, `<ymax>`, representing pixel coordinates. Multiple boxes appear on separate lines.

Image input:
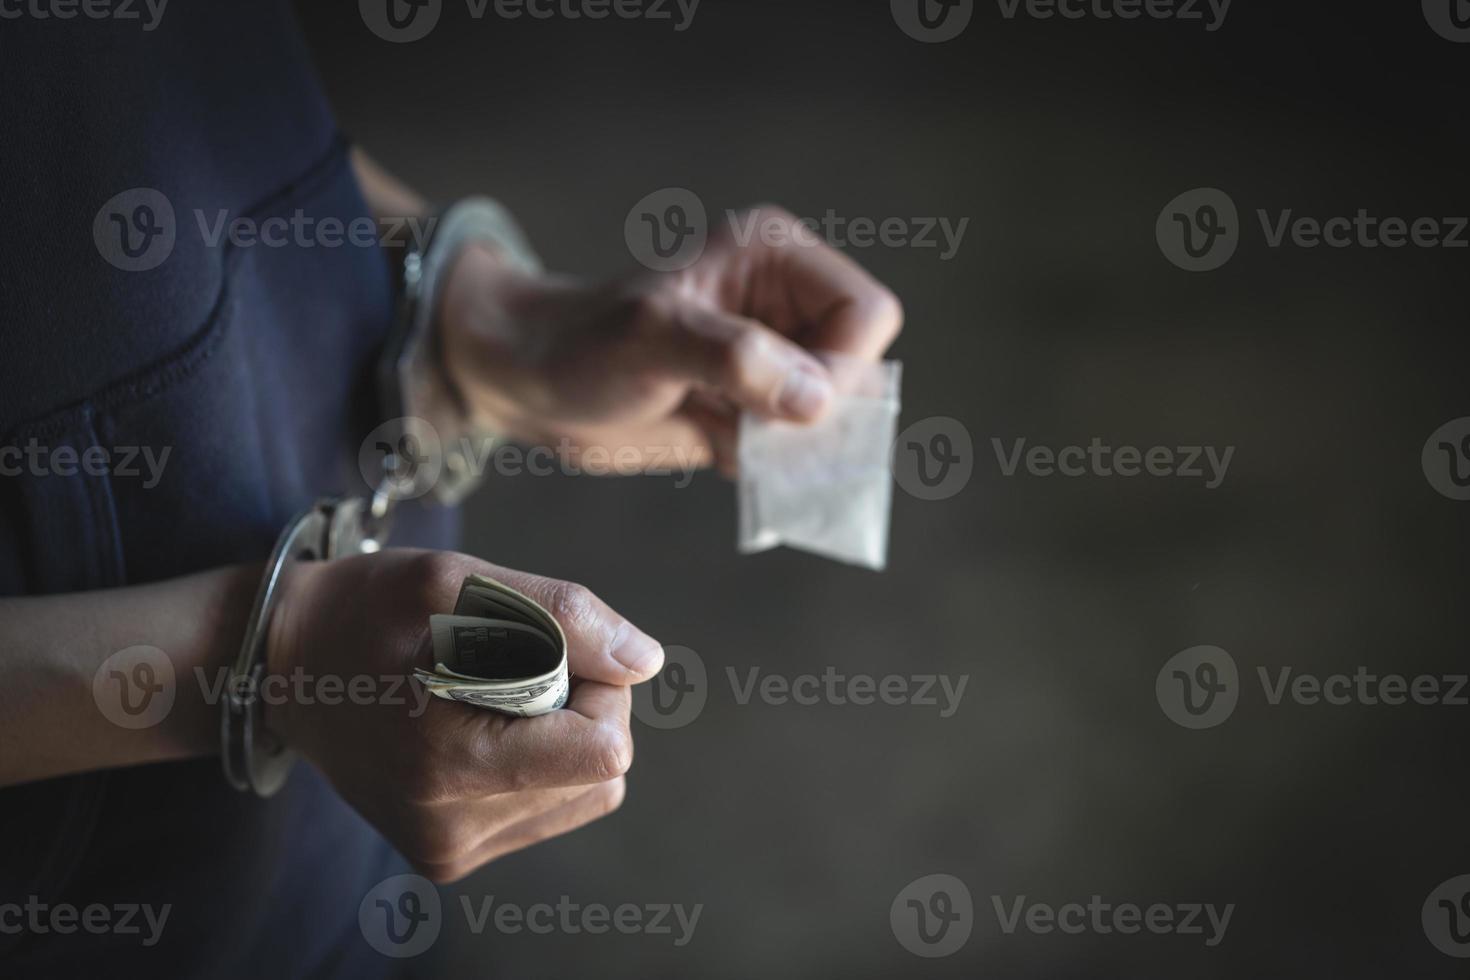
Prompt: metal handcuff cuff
<box><xmin>222</xmin><ymin>197</ymin><xmax>542</xmax><ymax>797</ymax></box>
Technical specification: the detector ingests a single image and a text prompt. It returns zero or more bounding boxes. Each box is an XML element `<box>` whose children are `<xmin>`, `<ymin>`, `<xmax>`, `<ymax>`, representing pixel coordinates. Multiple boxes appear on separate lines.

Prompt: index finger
<box><xmin>434</xmin><ymin>555</ymin><xmax>665</xmax><ymax>685</ymax></box>
<box><xmin>727</xmin><ymin>207</ymin><xmax>906</xmax><ymax>360</ymax></box>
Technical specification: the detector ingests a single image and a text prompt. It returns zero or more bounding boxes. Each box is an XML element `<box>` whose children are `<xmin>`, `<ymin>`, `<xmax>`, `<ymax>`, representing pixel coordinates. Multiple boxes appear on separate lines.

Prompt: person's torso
<box><xmin>0</xmin><ymin>5</ymin><xmax>451</xmax><ymax>975</ymax></box>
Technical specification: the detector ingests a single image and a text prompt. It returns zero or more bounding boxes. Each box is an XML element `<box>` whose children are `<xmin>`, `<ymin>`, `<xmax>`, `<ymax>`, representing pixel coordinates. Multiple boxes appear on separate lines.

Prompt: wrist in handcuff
<box><xmin>222</xmin><ymin>196</ymin><xmax>541</xmax><ymax>797</ymax></box>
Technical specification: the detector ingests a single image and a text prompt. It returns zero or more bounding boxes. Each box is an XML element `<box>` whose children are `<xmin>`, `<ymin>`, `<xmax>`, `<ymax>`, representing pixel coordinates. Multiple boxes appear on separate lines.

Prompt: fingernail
<box><xmin>778</xmin><ymin>366</ymin><xmax>834</xmax><ymax>419</ymax></box>
<box><xmin>612</xmin><ymin>624</ymin><xmax>664</xmax><ymax>675</ymax></box>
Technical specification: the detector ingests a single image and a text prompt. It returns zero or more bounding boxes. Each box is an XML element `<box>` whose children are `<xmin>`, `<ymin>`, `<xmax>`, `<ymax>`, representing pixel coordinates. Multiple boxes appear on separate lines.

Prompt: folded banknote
<box><xmin>414</xmin><ymin>574</ymin><xmax>569</xmax><ymax>717</ymax></box>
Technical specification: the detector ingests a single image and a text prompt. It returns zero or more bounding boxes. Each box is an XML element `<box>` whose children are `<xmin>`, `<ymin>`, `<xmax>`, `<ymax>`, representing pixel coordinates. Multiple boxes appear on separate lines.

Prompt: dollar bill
<box><xmin>413</xmin><ymin>573</ymin><xmax>569</xmax><ymax>717</ymax></box>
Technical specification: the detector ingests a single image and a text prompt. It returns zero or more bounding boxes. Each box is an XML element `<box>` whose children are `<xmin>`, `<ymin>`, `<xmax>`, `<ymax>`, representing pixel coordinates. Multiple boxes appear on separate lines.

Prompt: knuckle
<box><xmin>410</xmin><ymin>550</ymin><xmax>472</xmax><ymax>610</ymax></box>
<box><xmin>495</xmin><ymin>756</ymin><xmax>536</xmax><ymax>795</ymax></box>
<box><xmin>723</xmin><ymin>327</ymin><xmax>770</xmax><ymax>385</ymax></box>
<box><xmin>586</xmin><ymin>724</ymin><xmax>634</xmax><ymax>782</ymax></box>
<box><xmin>544</xmin><ymin>579</ymin><xmax>599</xmax><ymax>633</ymax></box>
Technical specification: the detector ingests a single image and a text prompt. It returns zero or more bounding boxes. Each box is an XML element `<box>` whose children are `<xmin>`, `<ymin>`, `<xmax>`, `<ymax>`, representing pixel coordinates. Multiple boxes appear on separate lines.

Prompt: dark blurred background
<box><xmin>297</xmin><ymin>2</ymin><xmax>1470</xmax><ymax>975</ymax></box>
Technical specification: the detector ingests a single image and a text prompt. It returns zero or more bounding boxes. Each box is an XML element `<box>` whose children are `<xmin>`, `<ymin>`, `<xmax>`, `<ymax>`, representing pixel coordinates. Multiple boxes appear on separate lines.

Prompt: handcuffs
<box><xmin>221</xmin><ymin>197</ymin><xmax>542</xmax><ymax>797</ymax></box>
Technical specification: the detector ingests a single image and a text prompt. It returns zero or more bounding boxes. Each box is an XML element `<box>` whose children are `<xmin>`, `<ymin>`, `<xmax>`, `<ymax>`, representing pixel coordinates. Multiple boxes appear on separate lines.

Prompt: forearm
<box><xmin>0</xmin><ymin>563</ymin><xmax>260</xmax><ymax>788</ymax></box>
<box><xmin>350</xmin><ymin>146</ymin><xmax>430</xmax><ymax>222</ymax></box>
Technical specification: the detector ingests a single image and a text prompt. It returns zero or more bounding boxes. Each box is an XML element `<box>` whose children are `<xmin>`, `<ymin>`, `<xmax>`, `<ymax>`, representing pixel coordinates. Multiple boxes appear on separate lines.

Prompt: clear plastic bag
<box><xmin>737</xmin><ymin>356</ymin><xmax>903</xmax><ymax>571</ymax></box>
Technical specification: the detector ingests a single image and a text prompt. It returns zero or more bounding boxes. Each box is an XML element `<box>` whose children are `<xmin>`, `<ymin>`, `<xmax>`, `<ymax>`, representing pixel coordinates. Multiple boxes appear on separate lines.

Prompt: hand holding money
<box><xmin>417</xmin><ymin>574</ymin><xmax>570</xmax><ymax>717</ymax></box>
<box><xmin>262</xmin><ymin>549</ymin><xmax>663</xmax><ymax>882</ymax></box>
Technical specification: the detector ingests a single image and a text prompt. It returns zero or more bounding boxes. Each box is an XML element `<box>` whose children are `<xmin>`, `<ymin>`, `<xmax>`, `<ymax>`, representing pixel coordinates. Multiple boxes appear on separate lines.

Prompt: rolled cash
<box><xmin>414</xmin><ymin>574</ymin><xmax>569</xmax><ymax>717</ymax></box>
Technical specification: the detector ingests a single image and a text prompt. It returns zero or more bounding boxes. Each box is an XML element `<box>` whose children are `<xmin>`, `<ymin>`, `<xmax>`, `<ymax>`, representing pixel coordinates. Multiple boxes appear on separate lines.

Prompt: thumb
<box><xmin>657</xmin><ymin>301</ymin><xmax>835</xmax><ymax>422</ymax></box>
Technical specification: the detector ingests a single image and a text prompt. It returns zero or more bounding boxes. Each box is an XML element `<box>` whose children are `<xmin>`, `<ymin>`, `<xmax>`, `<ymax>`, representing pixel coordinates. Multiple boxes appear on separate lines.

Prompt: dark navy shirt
<box><xmin>0</xmin><ymin>4</ymin><xmax>453</xmax><ymax>975</ymax></box>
